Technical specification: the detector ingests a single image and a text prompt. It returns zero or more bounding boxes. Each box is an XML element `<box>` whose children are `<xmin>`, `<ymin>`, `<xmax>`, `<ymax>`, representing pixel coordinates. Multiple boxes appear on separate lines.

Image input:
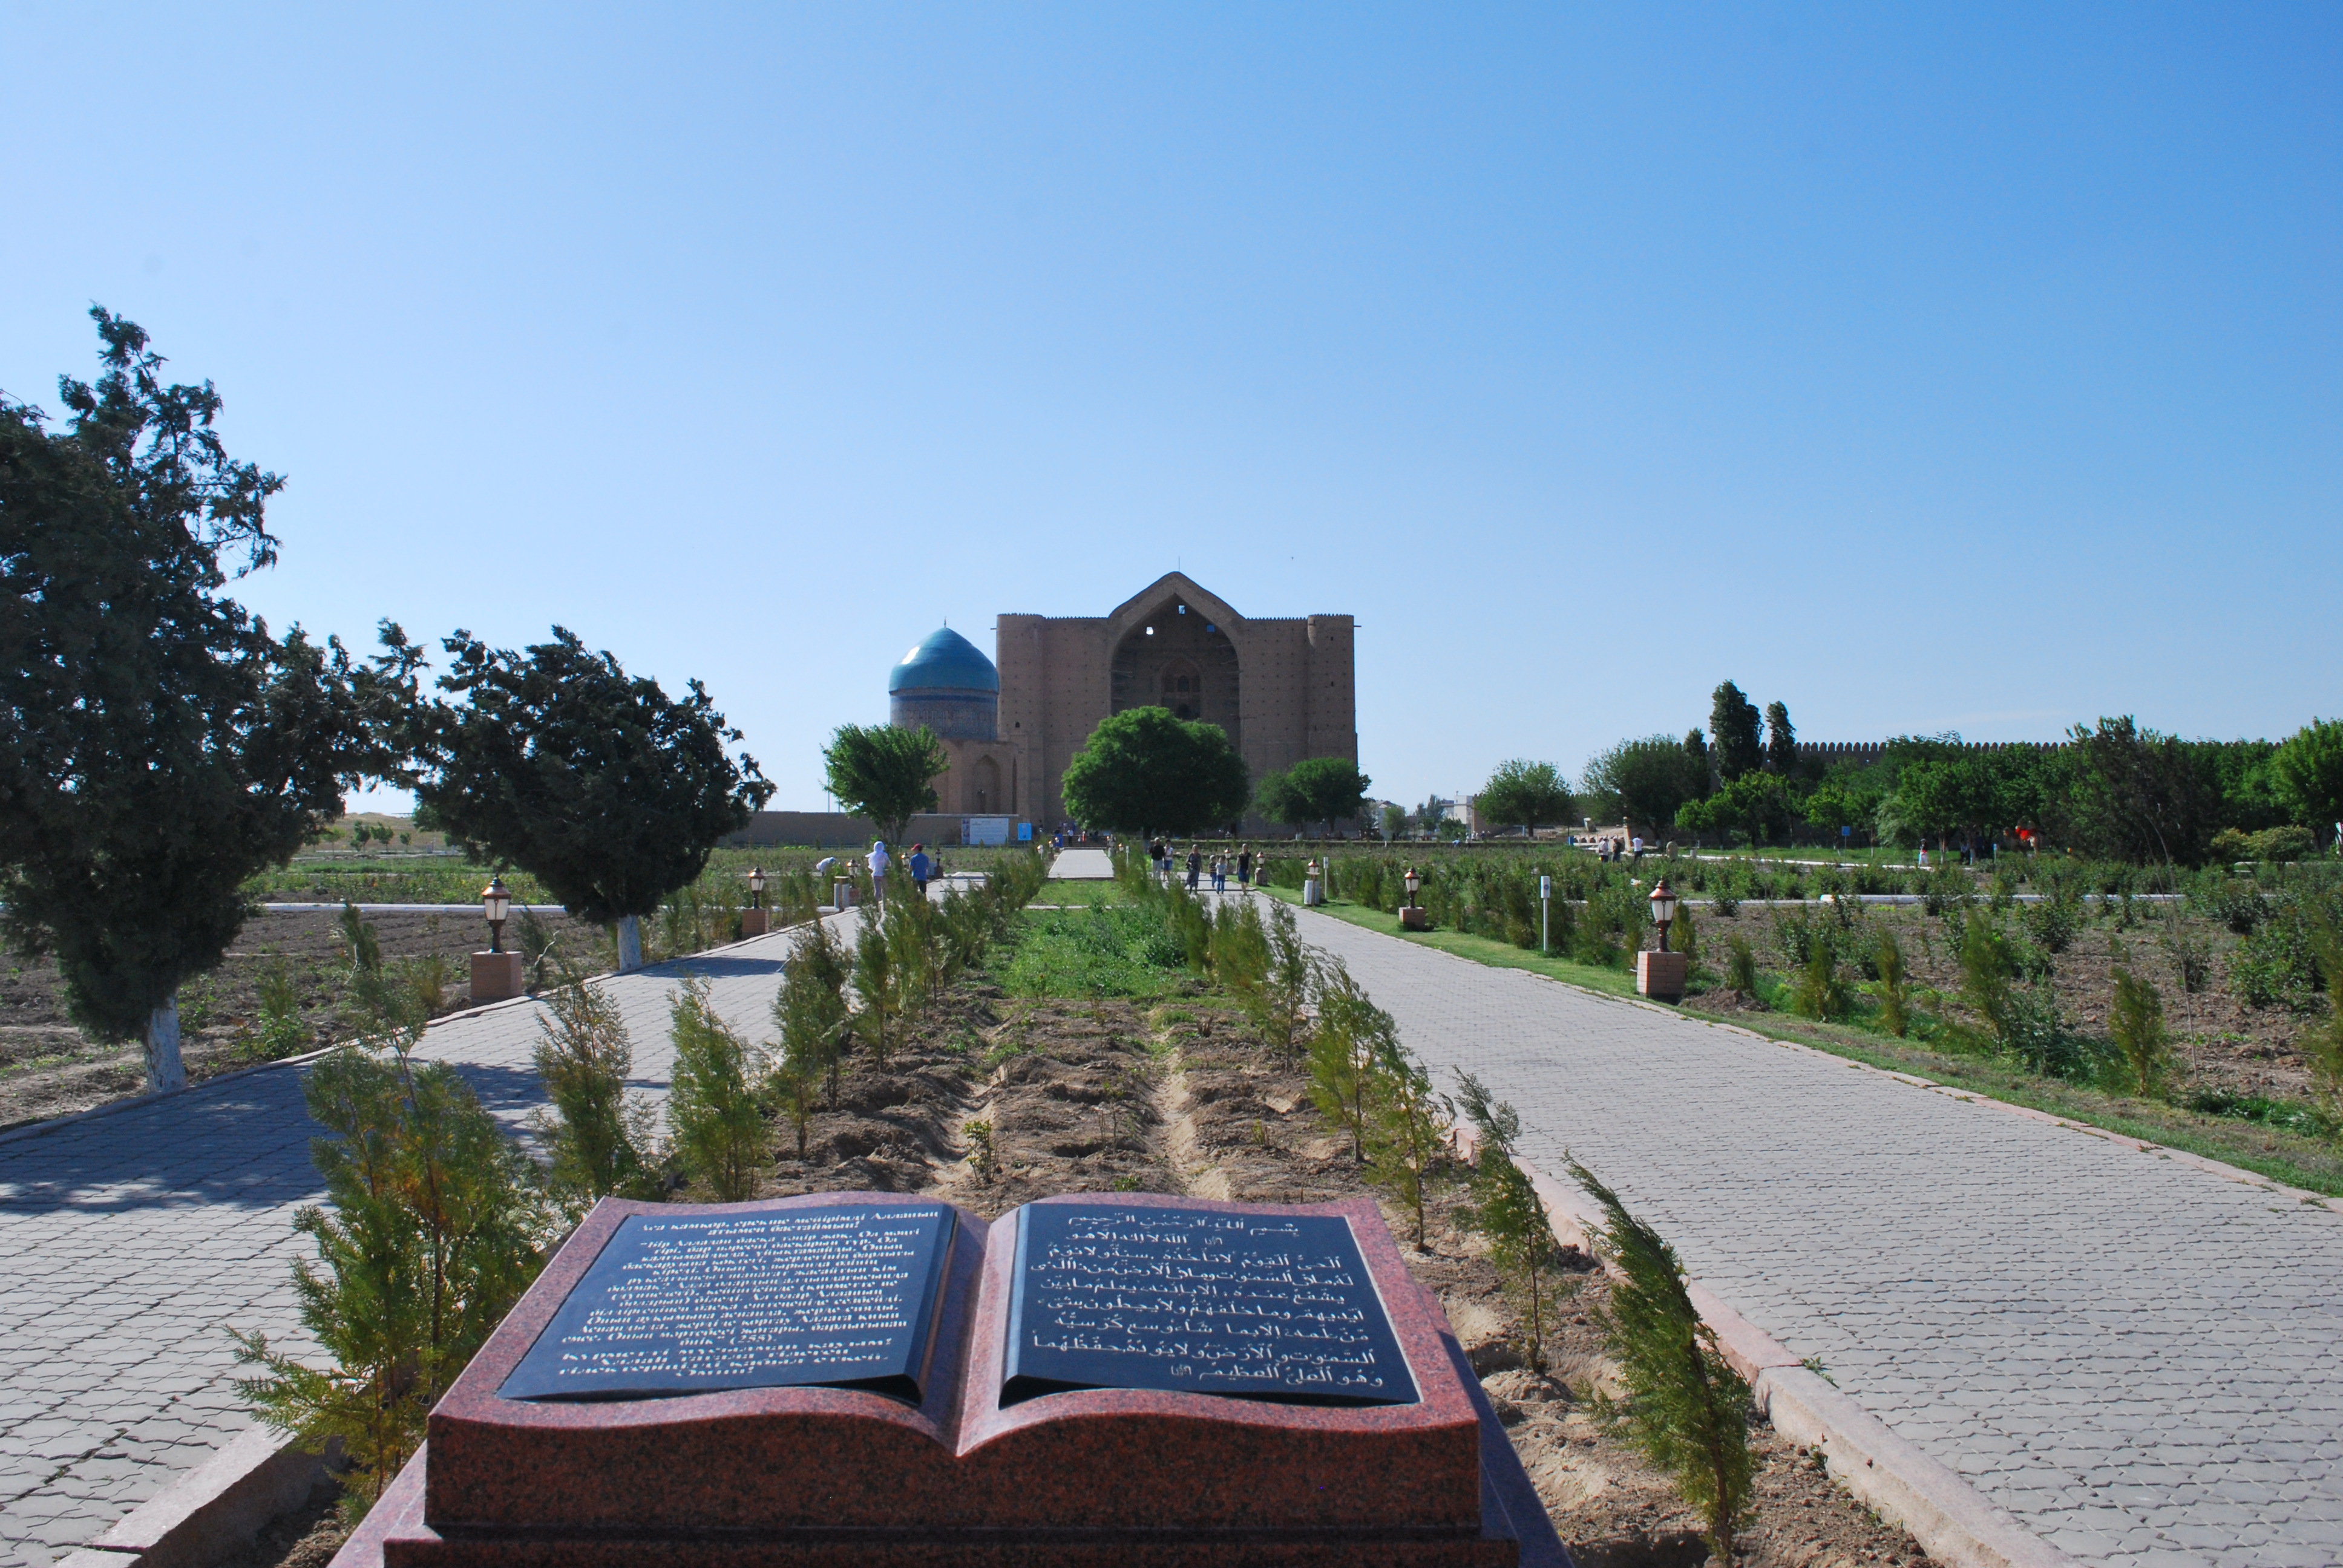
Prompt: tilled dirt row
<box><xmin>720</xmin><ymin>978</ymin><xmax>1938</xmax><ymax>1568</ymax></box>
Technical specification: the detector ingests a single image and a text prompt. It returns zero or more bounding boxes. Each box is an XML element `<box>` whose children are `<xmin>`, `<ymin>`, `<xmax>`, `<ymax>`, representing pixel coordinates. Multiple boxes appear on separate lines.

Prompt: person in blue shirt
<box><xmin>908</xmin><ymin>843</ymin><xmax>933</xmax><ymax>897</ymax></box>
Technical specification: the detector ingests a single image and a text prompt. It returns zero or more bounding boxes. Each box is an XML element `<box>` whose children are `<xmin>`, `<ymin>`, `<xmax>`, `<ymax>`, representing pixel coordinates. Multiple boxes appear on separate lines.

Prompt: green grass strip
<box><xmin>1268</xmin><ymin>889</ymin><xmax>2343</xmax><ymax>1197</ymax></box>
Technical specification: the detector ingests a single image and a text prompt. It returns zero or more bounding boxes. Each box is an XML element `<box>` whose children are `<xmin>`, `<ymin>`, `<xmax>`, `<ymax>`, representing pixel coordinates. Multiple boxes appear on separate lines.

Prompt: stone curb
<box><xmin>55</xmin><ymin>1427</ymin><xmax>331</xmax><ymax>1568</ymax></box>
<box><xmin>1509</xmin><ymin>1157</ymin><xmax>2076</xmax><ymax>1568</ymax></box>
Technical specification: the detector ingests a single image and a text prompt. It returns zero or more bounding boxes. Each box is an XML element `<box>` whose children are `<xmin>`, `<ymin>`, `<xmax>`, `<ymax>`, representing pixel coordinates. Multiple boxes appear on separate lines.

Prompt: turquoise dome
<box><xmin>888</xmin><ymin>627</ymin><xmax>998</xmax><ymax>694</ymax></box>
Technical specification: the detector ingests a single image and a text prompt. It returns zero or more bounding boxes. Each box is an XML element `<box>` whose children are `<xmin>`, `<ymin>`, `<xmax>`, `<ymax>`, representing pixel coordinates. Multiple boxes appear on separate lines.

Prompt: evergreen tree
<box><xmin>1569</xmin><ymin>1157</ymin><xmax>1754</xmax><ymax>1567</ymax></box>
<box><xmin>1307</xmin><ymin>959</ymin><xmax>1387</xmax><ymax>1161</ymax></box>
<box><xmin>666</xmin><ymin>978</ymin><xmax>767</xmax><ymax>1201</ymax></box>
<box><xmin>233</xmin><ymin>982</ymin><xmax>548</xmax><ymax>1520</ymax></box>
<box><xmin>1709</xmin><ymin>682</ymin><xmax>1763</xmax><ymax>783</ymax></box>
<box><xmin>530</xmin><ymin>962</ymin><xmax>660</xmax><ymax>1215</ymax></box>
<box><xmin>1764</xmin><ymin>701</ymin><xmax>1797</xmax><ymax>776</ymax></box>
<box><xmin>0</xmin><ymin>310</ymin><xmax>405</xmax><ymax>1090</ymax></box>
<box><xmin>404</xmin><ymin>628</ymin><xmax>771</xmax><ymax>971</ymax></box>
<box><xmin>1452</xmin><ymin>1074</ymin><xmax>1568</xmax><ymax>1373</ymax></box>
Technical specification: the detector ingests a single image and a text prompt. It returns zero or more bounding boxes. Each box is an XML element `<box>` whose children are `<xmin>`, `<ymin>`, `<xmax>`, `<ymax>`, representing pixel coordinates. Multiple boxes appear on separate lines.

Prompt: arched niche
<box><xmin>1109</xmin><ymin>595</ymin><xmax>1240</xmax><ymax>748</ymax></box>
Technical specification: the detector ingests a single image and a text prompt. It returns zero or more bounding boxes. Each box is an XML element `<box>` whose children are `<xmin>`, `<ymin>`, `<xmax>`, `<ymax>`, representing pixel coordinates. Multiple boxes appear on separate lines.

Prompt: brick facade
<box><xmin>997</xmin><ymin>573</ymin><xmax>1357</xmax><ymax>828</ymax></box>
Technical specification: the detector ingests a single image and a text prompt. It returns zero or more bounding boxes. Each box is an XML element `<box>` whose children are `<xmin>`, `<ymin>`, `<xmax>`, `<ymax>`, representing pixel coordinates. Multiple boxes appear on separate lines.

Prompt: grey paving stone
<box><xmin>0</xmin><ymin>921</ymin><xmax>816</xmax><ymax>1559</ymax></box>
<box><xmin>1280</xmin><ymin>903</ymin><xmax>2343</xmax><ymax>1568</ymax></box>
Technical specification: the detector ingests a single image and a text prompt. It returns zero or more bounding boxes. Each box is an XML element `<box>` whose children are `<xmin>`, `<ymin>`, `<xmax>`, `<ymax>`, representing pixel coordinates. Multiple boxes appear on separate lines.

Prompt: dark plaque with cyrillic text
<box><xmin>1001</xmin><ymin>1204</ymin><xmax>1417</xmax><ymax>1406</ymax></box>
<box><xmin>500</xmin><ymin>1204</ymin><xmax>955</xmax><ymax>1403</ymax></box>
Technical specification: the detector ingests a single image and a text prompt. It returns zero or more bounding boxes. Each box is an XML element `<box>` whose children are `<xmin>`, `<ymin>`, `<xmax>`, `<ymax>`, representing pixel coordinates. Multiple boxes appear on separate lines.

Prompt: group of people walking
<box><xmin>1145</xmin><ymin>840</ymin><xmax>1256</xmax><ymax>894</ymax></box>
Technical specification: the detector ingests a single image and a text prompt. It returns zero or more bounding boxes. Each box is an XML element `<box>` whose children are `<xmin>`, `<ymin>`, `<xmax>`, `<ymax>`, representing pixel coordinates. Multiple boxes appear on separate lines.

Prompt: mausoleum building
<box><xmin>893</xmin><ymin>572</ymin><xmax>1357</xmax><ymax>830</ymax></box>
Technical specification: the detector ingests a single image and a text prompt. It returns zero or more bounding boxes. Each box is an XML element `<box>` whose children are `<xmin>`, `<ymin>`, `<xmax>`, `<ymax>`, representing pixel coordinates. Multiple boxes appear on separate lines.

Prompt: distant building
<box><xmin>887</xmin><ymin>626</ymin><xmax>1017</xmax><ymax>816</ymax></box>
<box><xmin>888</xmin><ymin>572</ymin><xmax>1358</xmax><ymax>830</ymax></box>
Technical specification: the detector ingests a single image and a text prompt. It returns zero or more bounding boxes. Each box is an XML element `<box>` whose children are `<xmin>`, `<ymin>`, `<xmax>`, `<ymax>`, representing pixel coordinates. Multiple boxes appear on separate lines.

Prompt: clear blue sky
<box><xmin>4</xmin><ymin>5</ymin><xmax>2336</xmax><ymax>814</ymax></box>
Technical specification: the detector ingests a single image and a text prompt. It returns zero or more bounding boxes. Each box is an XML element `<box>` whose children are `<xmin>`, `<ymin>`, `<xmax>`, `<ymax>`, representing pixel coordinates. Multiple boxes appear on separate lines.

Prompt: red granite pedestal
<box><xmin>739</xmin><ymin>909</ymin><xmax>770</xmax><ymax>938</ymax></box>
<box><xmin>1400</xmin><ymin>907</ymin><xmax>1431</xmax><ymax>930</ymax></box>
<box><xmin>330</xmin><ymin>1193</ymin><xmax>1566</xmax><ymax>1567</ymax></box>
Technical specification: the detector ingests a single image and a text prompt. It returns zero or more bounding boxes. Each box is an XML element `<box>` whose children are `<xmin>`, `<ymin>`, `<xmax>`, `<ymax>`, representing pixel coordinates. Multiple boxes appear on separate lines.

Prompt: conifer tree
<box><xmin>1</xmin><ymin>310</ymin><xmax>407</xmax><ymax>1091</ymax></box>
<box><xmin>1568</xmin><ymin>1157</ymin><xmax>1754</xmax><ymax>1567</ymax></box>
<box><xmin>1452</xmin><ymin>1073</ymin><xmax>1568</xmax><ymax>1373</ymax></box>
<box><xmin>1307</xmin><ymin>959</ymin><xmax>1388</xmax><ymax>1161</ymax></box>
<box><xmin>531</xmin><ymin>961</ymin><xmax>660</xmax><ymax>1215</ymax></box>
<box><xmin>233</xmin><ymin>975</ymin><xmax>548</xmax><ymax>1520</ymax></box>
<box><xmin>666</xmin><ymin>978</ymin><xmax>767</xmax><ymax>1201</ymax></box>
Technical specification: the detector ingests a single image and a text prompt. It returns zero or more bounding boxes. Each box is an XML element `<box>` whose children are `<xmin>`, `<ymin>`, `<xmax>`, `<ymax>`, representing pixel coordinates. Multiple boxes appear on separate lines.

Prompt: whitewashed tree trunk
<box><xmin>615</xmin><ymin>915</ymin><xmax>644</xmax><ymax>973</ymax></box>
<box><xmin>144</xmin><ymin>998</ymin><xmax>186</xmax><ymax>1093</ymax></box>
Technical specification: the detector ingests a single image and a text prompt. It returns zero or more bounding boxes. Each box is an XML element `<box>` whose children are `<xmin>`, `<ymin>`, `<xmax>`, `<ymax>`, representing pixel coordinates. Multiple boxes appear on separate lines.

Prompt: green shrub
<box><xmin>1725</xmin><ymin>936</ymin><xmax>1759</xmax><ymax>996</ymax></box>
<box><xmin>1791</xmin><ymin>936</ymin><xmax>1851</xmax><ymax>1022</ymax></box>
<box><xmin>2230</xmin><ymin>919</ymin><xmax>2322</xmax><ymax>1013</ymax></box>
<box><xmin>2022</xmin><ymin>896</ymin><xmax>2081</xmax><ymax>955</ymax></box>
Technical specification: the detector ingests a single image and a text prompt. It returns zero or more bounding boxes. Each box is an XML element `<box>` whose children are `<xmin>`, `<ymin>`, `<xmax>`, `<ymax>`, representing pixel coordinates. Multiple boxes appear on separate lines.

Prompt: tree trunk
<box><xmin>144</xmin><ymin>998</ymin><xmax>186</xmax><ymax>1094</ymax></box>
<box><xmin>615</xmin><ymin>915</ymin><xmax>644</xmax><ymax>973</ymax></box>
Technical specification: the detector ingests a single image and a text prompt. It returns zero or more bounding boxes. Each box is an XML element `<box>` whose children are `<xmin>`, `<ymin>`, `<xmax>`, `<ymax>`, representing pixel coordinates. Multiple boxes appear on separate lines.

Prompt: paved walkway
<box><xmin>0</xmin><ymin>924</ymin><xmax>821</xmax><ymax>1567</ymax></box>
<box><xmin>1050</xmin><ymin>848</ymin><xmax>1113</xmax><ymax>880</ymax></box>
<box><xmin>1288</xmin><ymin>904</ymin><xmax>2343</xmax><ymax>1568</ymax></box>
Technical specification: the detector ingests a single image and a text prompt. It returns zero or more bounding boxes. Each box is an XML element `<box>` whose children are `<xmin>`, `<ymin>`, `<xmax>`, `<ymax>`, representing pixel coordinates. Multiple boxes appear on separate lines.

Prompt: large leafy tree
<box><xmin>404</xmin><ymin>627</ymin><xmax>772</xmax><ymax>970</ymax></box>
<box><xmin>1708</xmin><ymin>682</ymin><xmax>1763</xmax><ymax>783</ymax></box>
<box><xmin>0</xmin><ymin>310</ymin><xmax>401</xmax><ymax>1091</ymax></box>
<box><xmin>1061</xmin><ymin>707</ymin><xmax>1249</xmax><ymax>837</ymax></box>
<box><xmin>1581</xmin><ymin>737</ymin><xmax>1706</xmax><ymax>841</ymax></box>
<box><xmin>1476</xmin><ymin>759</ymin><xmax>1573</xmax><ymax>837</ymax></box>
<box><xmin>1257</xmin><ymin>757</ymin><xmax>1372</xmax><ymax>835</ymax></box>
<box><xmin>2272</xmin><ymin>720</ymin><xmax>2343</xmax><ymax>845</ymax></box>
<box><xmin>2064</xmin><ymin>716</ymin><xmax>2220</xmax><ymax>865</ymax></box>
<box><xmin>823</xmin><ymin>722</ymin><xmax>947</xmax><ymax>843</ymax></box>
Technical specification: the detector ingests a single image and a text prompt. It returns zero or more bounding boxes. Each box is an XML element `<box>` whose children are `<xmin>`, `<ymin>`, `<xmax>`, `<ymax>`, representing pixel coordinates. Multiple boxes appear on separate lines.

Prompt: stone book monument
<box><xmin>333</xmin><ymin>1191</ymin><xmax>1565</xmax><ymax>1566</ymax></box>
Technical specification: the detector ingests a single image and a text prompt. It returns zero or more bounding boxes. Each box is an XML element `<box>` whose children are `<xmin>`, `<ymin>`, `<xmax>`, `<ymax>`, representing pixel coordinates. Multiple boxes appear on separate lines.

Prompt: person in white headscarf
<box><xmin>867</xmin><ymin>840</ymin><xmax>891</xmax><ymax>903</ymax></box>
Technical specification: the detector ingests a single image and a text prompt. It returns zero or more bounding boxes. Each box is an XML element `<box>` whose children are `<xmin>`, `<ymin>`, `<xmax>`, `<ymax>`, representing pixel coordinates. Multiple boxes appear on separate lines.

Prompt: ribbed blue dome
<box><xmin>888</xmin><ymin>626</ymin><xmax>998</xmax><ymax>694</ymax></box>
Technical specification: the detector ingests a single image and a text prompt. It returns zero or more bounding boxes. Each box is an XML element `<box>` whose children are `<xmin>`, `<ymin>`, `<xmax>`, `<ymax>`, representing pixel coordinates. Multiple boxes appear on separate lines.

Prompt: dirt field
<box><xmin>0</xmin><ymin>908</ymin><xmax>595</xmax><ymax>1131</ymax></box>
<box><xmin>1683</xmin><ymin>903</ymin><xmax>2314</xmax><ymax>1102</ymax></box>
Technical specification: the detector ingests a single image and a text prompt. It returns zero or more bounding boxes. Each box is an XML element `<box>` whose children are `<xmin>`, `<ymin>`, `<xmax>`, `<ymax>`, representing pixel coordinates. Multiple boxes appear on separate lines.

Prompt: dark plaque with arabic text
<box><xmin>499</xmin><ymin>1205</ymin><xmax>955</xmax><ymax>1403</ymax></box>
<box><xmin>1001</xmin><ymin>1204</ymin><xmax>1417</xmax><ymax>1407</ymax></box>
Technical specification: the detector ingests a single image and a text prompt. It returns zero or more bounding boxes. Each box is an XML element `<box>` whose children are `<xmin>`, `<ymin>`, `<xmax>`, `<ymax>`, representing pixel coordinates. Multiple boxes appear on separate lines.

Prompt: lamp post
<box><xmin>747</xmin><ymin>866</ymin><xmax>766</xmax><ymax>910</ymax></box>
<box><xmin>482</xmin><ymin>875</ymin><xmax>511</xmax><ymax>955</ymax></box>
<box><xmin>1648</xmin><ymin>879</ymin><xmax>1679</xmax><ymax>953</ymax></box>
<box><xmin>1404</xmin><ymin>866</ymin><xmax>1420</xmax><ymax>909</ymax></box>
<box><xmin>1540</xmin><ymin>874</ymin><xmax>1552</xmax><ymax>954</ymax></box>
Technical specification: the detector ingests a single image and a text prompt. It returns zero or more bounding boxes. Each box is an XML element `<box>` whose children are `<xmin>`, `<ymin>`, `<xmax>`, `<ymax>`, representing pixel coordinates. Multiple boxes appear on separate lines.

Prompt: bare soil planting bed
<box><xmin>731</xmin><ymin>975</ymin><xmax>1938</xmax><ymax>1566</ymax></box>
<box><xmin>0</xmin><ymin>908</ymin><xmax>594</xmax><ymax>1131</ymax></box>
<box><xmin>1685</xmin><ymin>903</ymin><xmax>2314</xmax><ymax>1100</ymax></box>
<box><xmin>236</xmin><ymin>961</ymin><xmax>1940</xmax><ymax>1567</ymax></box>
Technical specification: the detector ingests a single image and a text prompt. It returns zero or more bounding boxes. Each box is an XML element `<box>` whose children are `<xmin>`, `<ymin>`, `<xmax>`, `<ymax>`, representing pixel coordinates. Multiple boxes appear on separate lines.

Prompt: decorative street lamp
<box><xmin>1404</xmin><ymin>866</ymin><xmax>1421</xmax><ymax>909</ymax></box>
<box><xmin>482</xmin><ymin>875</ymin><xmax>512</xmax><ymax>955</ymax></box>
<box><xmin>1648</xmin><ymin>878</ymin><xmax>1679</xmax><ymax>952</ymax></box>
<box><xmin>747</xmin><ymin>866</ymin><xmax>766</xmax><ymax>911</ymax></box>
